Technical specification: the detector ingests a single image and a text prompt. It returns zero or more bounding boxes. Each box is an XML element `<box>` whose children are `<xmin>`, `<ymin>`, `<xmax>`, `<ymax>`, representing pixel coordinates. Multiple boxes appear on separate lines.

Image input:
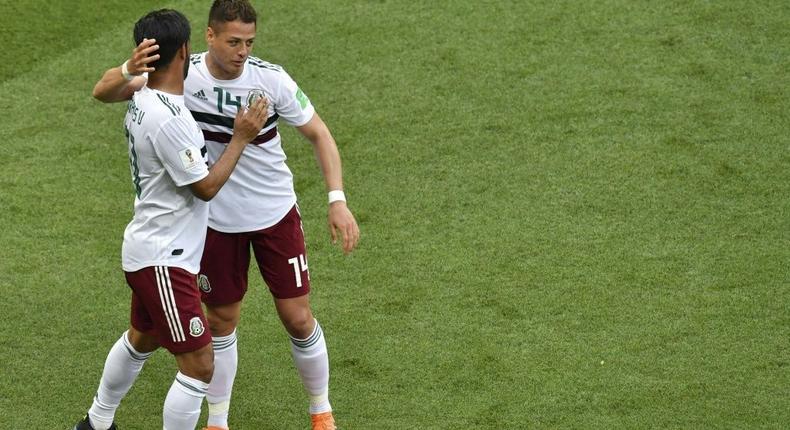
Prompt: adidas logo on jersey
<box><xmin>192</xmin><ymin>89</ymin><xmax>208</xmax><ymax>101</ymax></box>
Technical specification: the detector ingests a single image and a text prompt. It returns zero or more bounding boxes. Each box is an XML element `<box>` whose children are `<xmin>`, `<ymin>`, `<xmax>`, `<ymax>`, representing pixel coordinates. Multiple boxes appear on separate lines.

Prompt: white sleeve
<box><xmin>273</xmin><ymin>68</ymin><xmax>316</xmax><ymax>127</ymax></box>
<box><xmin>153</xmin><ymin>116</ymin><xmax>209</xmax><ymax>187</ymax></box>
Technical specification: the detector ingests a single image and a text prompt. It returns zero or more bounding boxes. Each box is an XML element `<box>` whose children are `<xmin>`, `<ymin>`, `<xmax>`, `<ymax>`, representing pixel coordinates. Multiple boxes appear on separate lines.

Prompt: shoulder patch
<box><xmin>178</xmin><ymin>146</ymin><xmax>201</xmax><ymax>170</ymax></box>
<box><xmin>295</xmin><ymin>88</ymin><xmax>310</xmax><ymax>109</ymax></box>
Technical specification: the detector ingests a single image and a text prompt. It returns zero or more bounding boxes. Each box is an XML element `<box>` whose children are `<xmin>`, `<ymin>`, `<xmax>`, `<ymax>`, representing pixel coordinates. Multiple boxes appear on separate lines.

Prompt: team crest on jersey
<box><xmin>246</xmin><ymin>89</ymin><xmax>267</xmax><ymax>108</ymax></box>
<box><xmin>198</xmin><ymin>274</ymin><xmax>211</xmax><ymax>293</ymax></box>
<box><xmin>189</xmin><ymin>317</ymin><xmax>205</xmax><ymax>337</ymax></box>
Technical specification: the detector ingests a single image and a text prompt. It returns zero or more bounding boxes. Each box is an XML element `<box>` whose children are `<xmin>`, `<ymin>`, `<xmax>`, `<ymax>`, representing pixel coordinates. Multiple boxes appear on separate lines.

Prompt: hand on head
<box><xmin>127</xmin><ymin>38</ymin><xmax>161</xmax><ymax>75</ymax></box>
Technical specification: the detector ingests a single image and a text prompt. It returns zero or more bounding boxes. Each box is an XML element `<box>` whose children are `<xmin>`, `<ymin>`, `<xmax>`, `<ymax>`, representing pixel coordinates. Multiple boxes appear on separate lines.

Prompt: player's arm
<box><xmin>92</xmin><ymin>39</ymin><xmax>160</xmax><ymax>103</ymax></box>
<box><xmin>297</xmin><ymin>114</ymin><xmax>360</xmax><ymax>254</ymax></box>
<box><xmin>189</xmin><ymin>98</ymin><xmax>270</xmax><ymax>201</ymax></box>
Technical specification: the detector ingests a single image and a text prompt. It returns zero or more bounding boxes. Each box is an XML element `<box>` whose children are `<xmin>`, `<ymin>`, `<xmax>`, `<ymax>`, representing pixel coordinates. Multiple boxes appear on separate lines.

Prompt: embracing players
<box><xmin>75</xmin><ymin>7</ymin><xmax>269</xmax><ymax>430</ymax></box>
<box><xmin>91</xmin><ymin>1</ymin><xmax>359</xmax><ymax>429</ymax></box>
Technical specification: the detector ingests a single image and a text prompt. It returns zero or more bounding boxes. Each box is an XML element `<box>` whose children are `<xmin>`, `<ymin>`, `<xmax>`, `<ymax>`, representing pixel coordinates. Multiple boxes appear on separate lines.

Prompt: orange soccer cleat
<box><xmin>310</xmin><ymin>411</ymin><xmax>336</xmax><ymax>430</ymax></box>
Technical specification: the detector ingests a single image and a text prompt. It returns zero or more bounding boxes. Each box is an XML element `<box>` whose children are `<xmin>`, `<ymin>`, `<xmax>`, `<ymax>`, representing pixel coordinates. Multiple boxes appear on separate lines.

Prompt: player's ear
<box><xmin>180</xmin><ymin>43</ymin><xmax>191</xmax><ymax>79</ymax></box>
<box><xmin>206</xmin><ymin>26</ymin><xmax>214</xmax><ymax>44</ymax></box>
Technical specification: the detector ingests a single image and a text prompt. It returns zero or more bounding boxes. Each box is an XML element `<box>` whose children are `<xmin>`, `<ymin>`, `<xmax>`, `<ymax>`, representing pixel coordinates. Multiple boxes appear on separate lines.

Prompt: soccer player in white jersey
<box><xmin>93</xmin><ymin>1</ymin><xmax>359</xmax><ymax>429</ymax></box>
<box><xmin>75</xmin><ymin>8</ymin><xmax>269</xmax><ymax>430</ymax></box>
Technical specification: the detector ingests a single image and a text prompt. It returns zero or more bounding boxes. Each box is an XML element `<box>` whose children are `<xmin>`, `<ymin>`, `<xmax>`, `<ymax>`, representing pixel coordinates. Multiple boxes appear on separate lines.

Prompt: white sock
<box><xmin>290</xmin><ymin>320</ymin><xmax>332</xmax><ymax>414</ymax></box>
<box><xmin>88</xmin><ymin>331</ymin><xmax>152</xmax><ymax>430</ymax></box>
<box><xmin>163</xmin><ymin>372</ymin><xmax>209</xmax><ymax>430</ymax></box>
<box><xmin>206</xmin><ymin>330</ymin><xmax>238</xmax><ymax>428</ymax></box>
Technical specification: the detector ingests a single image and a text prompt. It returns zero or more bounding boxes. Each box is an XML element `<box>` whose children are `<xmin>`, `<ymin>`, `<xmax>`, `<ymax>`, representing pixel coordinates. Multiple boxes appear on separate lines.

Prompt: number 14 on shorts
<box><xmin>288</xmin><ymin>254</ymin><xmax>309</xmax><ymax>287</ymax></box>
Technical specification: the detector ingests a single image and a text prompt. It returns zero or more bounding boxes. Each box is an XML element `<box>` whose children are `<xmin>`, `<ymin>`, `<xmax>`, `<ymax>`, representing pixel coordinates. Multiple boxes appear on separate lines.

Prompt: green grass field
<box><xmin>1</xmin><ymin>0</ymin><xmax>788</xmax><ymax>428</ymax></box>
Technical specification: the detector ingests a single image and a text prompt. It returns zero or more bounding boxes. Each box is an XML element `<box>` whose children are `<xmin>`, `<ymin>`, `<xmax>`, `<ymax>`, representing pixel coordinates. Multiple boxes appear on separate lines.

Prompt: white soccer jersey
<box><xmin>121</xmin><ymin>86</ymin><xmax>209</xmax><ymax>274</ymax></box>
<box><xmin>184</xmin><ymin>52</ymin><xmax>316</xmax><ymax>232</ymax></box>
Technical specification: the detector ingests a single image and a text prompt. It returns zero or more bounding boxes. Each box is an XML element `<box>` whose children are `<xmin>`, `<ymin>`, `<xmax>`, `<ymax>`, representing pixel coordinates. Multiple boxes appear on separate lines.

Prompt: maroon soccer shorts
<box><xmin>125</xmin><ymin>266</ymin><xmax>211</xmax><ymax>354</ymax></box>
<box><xmin>199</xmin><ymin>205</ymin><xmax>311</xmax><ymax>305</ymax></box>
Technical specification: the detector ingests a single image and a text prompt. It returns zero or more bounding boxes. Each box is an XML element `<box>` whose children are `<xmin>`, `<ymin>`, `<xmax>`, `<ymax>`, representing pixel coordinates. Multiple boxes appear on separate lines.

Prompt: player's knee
<box><xmin>181</xmin><ymin>356</ymin><xmax>214</xmax><ymax>383</ymax></box>
<box><xmin>194</xmin><ymin>362</ymin><xmax>214</xmax><ymax>383</ymax></box>
<box><xmin>127</xmin><ymin>327</ymin><xmax>159</xmax><ymax>353</ymax></box>
<box><xmin>207</xmin><ymin>314</ymin><xmax>238</xmax><ymax>336</ymax></box>
<box><xmin>284</xmin><ymin>311</ymin><xmax>315</xmax><ymax>339</ymax></box>
<box><xmin>177</xmin><ymin>344</ymin><xmax>215</xmax><ymax>383</ymax></box>
<box><xmin>186</xmin><ymin>365</ymin><xmax>214</xmax><ymax>384</ymax></box>
<box><xmin>206</xmin><ymin>303</ymin><xmax>241</xmax><ymax>336</ymax></box>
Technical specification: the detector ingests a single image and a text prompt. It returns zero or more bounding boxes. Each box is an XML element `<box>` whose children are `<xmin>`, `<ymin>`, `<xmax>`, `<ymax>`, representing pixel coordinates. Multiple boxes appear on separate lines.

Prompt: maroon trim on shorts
<box><xmin>202</xmin><ymin>126</ymin><xmax>278</xmax><ymax>146</ymax></box>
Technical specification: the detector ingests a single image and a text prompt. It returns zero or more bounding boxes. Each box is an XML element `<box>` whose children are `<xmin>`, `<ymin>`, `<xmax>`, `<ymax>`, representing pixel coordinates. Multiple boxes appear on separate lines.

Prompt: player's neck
<box><xmin>147</xmin><ymin>66</ymin><xmax>185</xmax><ymax>95</ymax></box>
<box><xmin>206</xmin><ymin>53</ymin><xmax>243</xmax><ymax>81</ymax></box>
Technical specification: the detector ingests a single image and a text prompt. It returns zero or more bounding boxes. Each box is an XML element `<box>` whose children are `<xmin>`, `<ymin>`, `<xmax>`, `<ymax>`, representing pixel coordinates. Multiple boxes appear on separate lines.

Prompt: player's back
<box><xmin>121</xmin><ymin>86</ymin><xmax>210</xmax><ymax>274</ymax></box>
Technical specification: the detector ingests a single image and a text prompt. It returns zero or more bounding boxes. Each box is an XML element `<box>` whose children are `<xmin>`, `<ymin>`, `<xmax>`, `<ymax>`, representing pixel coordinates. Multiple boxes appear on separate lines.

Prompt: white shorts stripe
<box><xmin>155</xmin><ymin>266</ymin><xmax>178</xmax><ymax>342</ymax></box>
<box><xmin>155</xmin><ymin>266</ymin><xmax>184</xmax><ymax>343</ymax></box>
<box><xmin>162</xmin><ymin>267</ymin><xmax>186</xmax><ymax>341</ymax></box>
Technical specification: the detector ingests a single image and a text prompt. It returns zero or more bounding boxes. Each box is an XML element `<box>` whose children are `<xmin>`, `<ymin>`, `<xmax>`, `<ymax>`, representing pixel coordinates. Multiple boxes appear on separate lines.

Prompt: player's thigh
<box><xmin>199</xmin><ymin>227</ymin><xmax>252</xmax><ymax>306</ymax></box>
<box><xmin>251</xmin><ymin>205</ymin><xmax>311</xmax><ymax>299</ymax></box>
<box><xmin>125</xmin><ymin>266</ymin><xmax>211</xmax><ymax>355</ymax></box>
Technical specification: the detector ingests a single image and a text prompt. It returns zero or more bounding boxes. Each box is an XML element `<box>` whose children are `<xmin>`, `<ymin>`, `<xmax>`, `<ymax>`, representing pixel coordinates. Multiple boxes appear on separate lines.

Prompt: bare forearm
<box><xmin>313</xmin><ymin>135</ymin><xmax>344</xmax><ymax>191</ymax></box>
<box><xmin>92</xmin><ymin>67</ymin><xmax>143</xmax><ymax>103</ymax></box>
<box><xmin>195</xmin><ymin>138</ymin><xmax>248</xmax><ymax>200</ymax></box>
<box><xmin>94</xmin><ymin>39</ymin><xmax>160</xmax><ymax>102</ymax></box>
<box><xmin>298</xmin><ymin>115</ymin><xmax>358</xmax><ymax>252</ymax></box>
<box><xmin>314</xmin><ymin>131</ymin><xmax>359</xmax><ymax>254</ymax></box>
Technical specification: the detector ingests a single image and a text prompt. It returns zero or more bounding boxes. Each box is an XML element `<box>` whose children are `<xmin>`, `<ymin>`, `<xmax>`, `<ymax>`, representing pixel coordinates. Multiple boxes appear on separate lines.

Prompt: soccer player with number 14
<box><xmin>92</xmin><ymin>1</ymin><xmax>360</xmax><ymax>429</ymax></box>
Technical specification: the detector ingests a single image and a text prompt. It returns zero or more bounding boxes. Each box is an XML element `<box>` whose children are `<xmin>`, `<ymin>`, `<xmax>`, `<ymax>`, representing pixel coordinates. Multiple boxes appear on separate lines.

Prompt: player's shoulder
<box><xmin>246</xmin><ymin>56</ymin><xmax>286</xmax><ymax>76</ymax></box>
<box><xmin>132</xmin><ymin>89</ymin><xmax>191</xmax><ymax>130</ymax></box>
<box><xmin>151</xmin><ymin>91</ymin><xmax>187</xmax><ymax>119</ymax></box>
<box><xmin>187</xmin><ymin>52</ymin><xmax>208</xmax><ymax>79</ymax></box>
<box><xmin>190</xmin><ymin>52</ymin><xmax>206</xmax><ymax>66</ymax></box>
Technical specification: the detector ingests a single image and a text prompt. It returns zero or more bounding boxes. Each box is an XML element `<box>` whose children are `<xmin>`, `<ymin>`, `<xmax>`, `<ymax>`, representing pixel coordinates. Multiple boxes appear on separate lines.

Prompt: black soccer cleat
<box><xmin>73</xmin><ymin>414</ymin><xmax>118</xmax><ymax>430</ymax></box>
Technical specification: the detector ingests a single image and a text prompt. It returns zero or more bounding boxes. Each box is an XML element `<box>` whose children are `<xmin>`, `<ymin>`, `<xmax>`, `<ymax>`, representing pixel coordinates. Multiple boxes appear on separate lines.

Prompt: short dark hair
<box><xmin>208</xmin><ymin>0</ymin><xmax>257</xmax><ymax>28</ymax></box>
<box><xmin>133</xmin><ymin>9</ymin><xmax>191</xmax><ymax>70</ymax></box>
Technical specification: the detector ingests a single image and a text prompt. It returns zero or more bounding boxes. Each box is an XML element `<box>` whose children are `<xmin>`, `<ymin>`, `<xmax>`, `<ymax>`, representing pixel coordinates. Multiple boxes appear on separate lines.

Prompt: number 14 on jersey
<box><xmin>213</xmin><ymin>86</ymin><xmax>241</xmax><ymax>114</ymax></box>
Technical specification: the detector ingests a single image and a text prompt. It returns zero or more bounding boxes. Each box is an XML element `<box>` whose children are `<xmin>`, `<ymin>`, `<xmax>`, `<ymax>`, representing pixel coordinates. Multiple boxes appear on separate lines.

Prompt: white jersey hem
<box><xmin>122</xmin><ymin>261</ymin><xmax>199</xmax><ymax>275</ymax></box>
<box><xmin>207</xmin><ymin>197</ymin><xmax>298</xmax><ymax>233</ymax></box>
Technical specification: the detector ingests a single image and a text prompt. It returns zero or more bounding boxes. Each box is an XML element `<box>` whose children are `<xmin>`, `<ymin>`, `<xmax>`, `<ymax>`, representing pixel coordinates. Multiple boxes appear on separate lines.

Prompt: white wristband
<box><xmin>121</xmin><ymin>60</ymin><xmax>134</xmax><ymax>81</ymax></box>
<box><xmin>328</xmin><ymin>190</ymin><xmax>346</xmax><ymax>204</ymax></box>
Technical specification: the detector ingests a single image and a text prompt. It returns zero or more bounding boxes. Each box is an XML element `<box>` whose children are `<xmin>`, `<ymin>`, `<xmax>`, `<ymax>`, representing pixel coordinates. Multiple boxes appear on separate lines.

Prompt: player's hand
<box><xmin>328</xmin><ymin>202</ymin><xmax>359</xmax><ymax>254</ymax></box>
<box><xmin>232</xmin><ymin>97</ymin><xmax>270</xmax><ymax>142</ymax></box>
<box><xmin>127</xmin><ymin>38</ymin><xmax>160</xmax><ymax>75</ymax></box>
